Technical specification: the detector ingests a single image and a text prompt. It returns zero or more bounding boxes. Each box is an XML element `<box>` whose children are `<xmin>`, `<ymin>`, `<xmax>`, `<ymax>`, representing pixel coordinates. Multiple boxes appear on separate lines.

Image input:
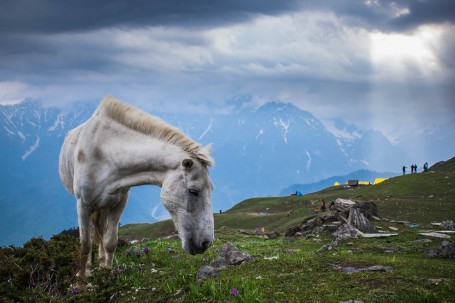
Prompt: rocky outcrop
<box><xmin>284</xmin><ymin>199</ymin><xmax>377</xmax><ymax>237</ymax></box>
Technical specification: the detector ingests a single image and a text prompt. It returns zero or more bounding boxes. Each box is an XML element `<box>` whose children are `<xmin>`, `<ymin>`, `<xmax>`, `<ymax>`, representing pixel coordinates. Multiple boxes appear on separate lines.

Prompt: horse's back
<box><xmin>59</xmin><ymin>125</ymin><xmax>83</xmax><ymax>195</ymax></box>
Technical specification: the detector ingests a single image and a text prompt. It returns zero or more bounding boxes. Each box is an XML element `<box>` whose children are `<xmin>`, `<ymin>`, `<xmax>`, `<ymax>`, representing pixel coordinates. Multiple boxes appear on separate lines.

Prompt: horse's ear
<box><xmin>201</xmin><ymin>144</ymin><xmax>213</xmax><ymax>155</ymax></box>
<box><xmin>182</xmin><ymin>158</ymin><xmax>194</xmax><ymax>169</ymax></box>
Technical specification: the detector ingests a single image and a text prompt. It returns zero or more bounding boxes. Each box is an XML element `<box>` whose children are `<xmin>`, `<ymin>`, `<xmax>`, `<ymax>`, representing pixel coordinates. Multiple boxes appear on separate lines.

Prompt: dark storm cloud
<box><xmin>390</xmin><ymin>0</ymin><xmax>455</xmax><ymax>31</ymax></box>
<box><xmin>0</xmin><ymin>0</ymin><xmax>301</xmax><ymax>34</ymax></box>
<box><xmin>301</xmin><ymin>0</ymin><xmax>455</xmax><ymax>32</ymax></box>
<box><xmin>1</xmin><ymin>0</ymin><xmax>453</xmax><ymax>36</ymax></box>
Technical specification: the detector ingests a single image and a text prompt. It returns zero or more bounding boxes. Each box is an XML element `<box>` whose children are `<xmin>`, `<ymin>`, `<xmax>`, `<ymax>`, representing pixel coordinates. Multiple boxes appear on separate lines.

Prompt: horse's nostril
<box><xmin>201</xmin><ymin>240</ymin><xmax>211</xmax><ymax>250</ymax></box>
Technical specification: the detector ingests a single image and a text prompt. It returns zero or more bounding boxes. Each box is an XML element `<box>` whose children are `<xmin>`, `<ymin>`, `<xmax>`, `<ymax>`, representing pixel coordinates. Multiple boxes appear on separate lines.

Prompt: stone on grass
<box><xmin>332</xmin><ymin>224</ymin><xmax>363</xmax><ymax>244</ymax></box>
<box><xmin>440</xmin><ymin>220</ymin><xmax>455</xmax><ymax>230</ymax></box>
<box><xmin>196</xmin><ymin>265</ymin><xmax>220</xmax><ymax>280</ymax></box>
<box><xmin>425</xmin><ymin>240</ymin><xmax>455</xmax><ymax>259</ymax></box>
<box><xmin>334</xmin><ymin>264</ymin><xmax>393</xmax><ymax>273</ymax></box>
<box><xmin>197</xmin><ymin>242</ymin><xmax>252</xmax><ymax>280</ymax></box>
<box><xmin>210</xmin><ymin>242</ymin><xmax>252</xmax><ymax>269</ymax></box>
<box><xmin>348</xmin><ymin>208</ymin><xmax>375</xmax><ymax>232</ymax></box>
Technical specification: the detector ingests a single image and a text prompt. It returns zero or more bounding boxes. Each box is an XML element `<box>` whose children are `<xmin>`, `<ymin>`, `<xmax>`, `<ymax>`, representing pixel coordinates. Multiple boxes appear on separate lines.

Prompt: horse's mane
<box><xmin>97</xmin><ymin>96</ymin><xmax>214</xmax><ymax>167</ymax></box>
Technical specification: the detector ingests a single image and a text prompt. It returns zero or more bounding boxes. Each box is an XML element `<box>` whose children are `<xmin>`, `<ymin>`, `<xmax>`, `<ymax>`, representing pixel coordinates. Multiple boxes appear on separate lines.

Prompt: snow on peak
<box><xmin>48</xmin><ymin>113</ymin><xmax>65</xmax><ymax>132</ymax></box>
<box><xmin>21</xmin><ymin>136</ymin><xmax>40</xmax><ymax>161</ymax></box>
<box><xmin>325</xmin><ymin>119</ymin><xmax>362</xmax><ymax>140</ymax></box>
<box><xmin>273</xmin><ymin>117</ymin><xmax>290</xmax><ymax>144</ymax></box>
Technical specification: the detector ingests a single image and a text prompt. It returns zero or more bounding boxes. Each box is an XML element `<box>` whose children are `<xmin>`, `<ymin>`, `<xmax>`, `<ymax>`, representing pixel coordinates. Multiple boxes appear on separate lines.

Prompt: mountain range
<box><xmin>0</xmin><ymin>99</ymin><xmax>413</xmax><ymax>245</ymax></box>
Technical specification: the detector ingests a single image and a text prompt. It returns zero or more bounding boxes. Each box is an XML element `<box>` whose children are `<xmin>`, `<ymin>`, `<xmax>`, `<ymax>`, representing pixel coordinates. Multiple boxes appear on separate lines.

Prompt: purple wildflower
<box><xmin>230</xmin><ymin>288</ymin><xmax>238</xmax><ymax>296</ymax></box>
<box><xmin>203</xmin><ymin>257</ymin><xmax>209</xmax><ymax>264</ymax></box>
<box><xmin>113</xmin><ymin>266</ymin><xmax>124</xmax><ymax>276</ymax></box>
<box><xmin>143</xmin><ymin>247</ymin><xmax>149</xmax><ymax>254</ymax></box>
<box><xmin>70</xmin><ymin>288</ymin><xmax>79</xmax><ymax>295</ymax></box>
<box><xmin>136</xmin><ymin>251</ymin><xmax>141</xmax><ymax>258</ymax></box>
<box><xmin>126</xmin><ymin>251</ymin><xmax>132</xmax><ymax>257</ymax></box>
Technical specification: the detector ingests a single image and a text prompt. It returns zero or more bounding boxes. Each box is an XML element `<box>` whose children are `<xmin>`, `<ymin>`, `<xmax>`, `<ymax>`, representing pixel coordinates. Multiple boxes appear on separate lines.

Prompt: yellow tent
<box><xmin>334</xmin><ymin>181</ymin><xmax>341</xmax><ymax>186</ymax></box>
<box><xmin>374</xmin><ymin>178</ymin><xmax>388</xmax><ymax>185</ymax></box>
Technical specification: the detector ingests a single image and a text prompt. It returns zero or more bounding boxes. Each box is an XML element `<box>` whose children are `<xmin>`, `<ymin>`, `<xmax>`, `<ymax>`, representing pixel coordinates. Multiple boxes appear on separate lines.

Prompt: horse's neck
<box><xmin>90</xmin><ymin>117</ymin><xmax>184</xmax><ymax>189</ymax></box>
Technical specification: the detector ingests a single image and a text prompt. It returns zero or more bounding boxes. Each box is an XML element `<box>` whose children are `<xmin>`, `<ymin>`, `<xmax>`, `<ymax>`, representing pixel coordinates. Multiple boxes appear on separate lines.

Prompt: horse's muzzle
<box><xmin>187</xmin><ymin>238</ymin><xmax>212</xmax><ymax>255</ymax></box>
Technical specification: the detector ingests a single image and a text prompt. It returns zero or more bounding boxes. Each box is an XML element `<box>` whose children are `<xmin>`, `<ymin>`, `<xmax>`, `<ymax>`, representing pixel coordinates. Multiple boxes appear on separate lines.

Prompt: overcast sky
<box><xmin>1</xmin><ymin>0</ymin><xmax>454</xmax><ymax>144</ymax></box>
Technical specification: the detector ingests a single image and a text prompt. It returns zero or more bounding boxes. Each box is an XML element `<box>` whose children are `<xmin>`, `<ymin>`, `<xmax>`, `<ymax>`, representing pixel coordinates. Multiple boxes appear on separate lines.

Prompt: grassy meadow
<box><xmin>1</xmin><ymin>159</ymin><xmax>454</xmax><ymax>302</ymax></box>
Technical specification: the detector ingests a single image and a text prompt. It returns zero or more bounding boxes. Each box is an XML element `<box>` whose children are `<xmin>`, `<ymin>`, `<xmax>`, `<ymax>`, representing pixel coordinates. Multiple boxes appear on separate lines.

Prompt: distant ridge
<box><xmin>430</xmin><ymin>156</ymin><xmax>455</xmax><ymax>172</ymax></box>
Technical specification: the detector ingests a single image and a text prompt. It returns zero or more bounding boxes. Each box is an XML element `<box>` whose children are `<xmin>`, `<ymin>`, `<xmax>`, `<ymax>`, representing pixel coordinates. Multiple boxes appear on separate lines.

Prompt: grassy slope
<box><xmin>2</xmin><ymin>158</ymin><xmax>454</xmax><ymax>302</ymax></box>
<box><xmin>120</xmin><ymin>167</ymin><xmax>455</xmax><ymax>238</ymax></box>
<box><xmin>113</xmin><ymin>162</ymin><xmax>455</xmax><ymax>303</ymax></box>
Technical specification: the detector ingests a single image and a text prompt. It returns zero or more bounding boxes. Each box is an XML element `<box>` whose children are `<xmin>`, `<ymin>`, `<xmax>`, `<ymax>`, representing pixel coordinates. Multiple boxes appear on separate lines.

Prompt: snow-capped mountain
<box><xmin>0</xmin><ymin>99</ymin><xmax>407</xmax><ymax>245</ymax></box>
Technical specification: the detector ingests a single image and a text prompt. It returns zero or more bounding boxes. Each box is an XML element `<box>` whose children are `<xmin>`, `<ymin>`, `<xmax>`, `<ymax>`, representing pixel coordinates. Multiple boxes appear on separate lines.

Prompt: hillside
<box><xmin>430</xmin><ymin>156</ymin><xmax>455</xmax><ymax>172</ymax></box>
<box><xmin>119</xmin><ymin>156</ymin><xmax>455</xmax><ymax>240</ymax></box>
<box><xmin>2</xmin><ymin>156</ymin><xmax>454</xmax><ymax>302</ymax></box>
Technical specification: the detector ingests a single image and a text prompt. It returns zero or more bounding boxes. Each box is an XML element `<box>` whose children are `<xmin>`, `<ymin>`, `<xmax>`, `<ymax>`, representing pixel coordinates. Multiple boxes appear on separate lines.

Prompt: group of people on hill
<box><xmin>402</xmin><ymin>162</ymin><xmax>428</xmax><ymax>175</ymax></box>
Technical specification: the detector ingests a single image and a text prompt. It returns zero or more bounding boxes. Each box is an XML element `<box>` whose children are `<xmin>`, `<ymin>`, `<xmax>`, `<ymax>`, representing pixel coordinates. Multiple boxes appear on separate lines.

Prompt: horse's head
<box><xmin>160</xmin><ymin>155</ymin><xmax>214</xmax><ymax>255</ymax></box>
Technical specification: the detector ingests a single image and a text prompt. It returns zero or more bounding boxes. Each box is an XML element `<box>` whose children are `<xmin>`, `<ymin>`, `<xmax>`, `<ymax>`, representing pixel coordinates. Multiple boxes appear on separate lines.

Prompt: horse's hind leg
<box><xmin>77</xmin><ymin>198</ymin><xmax>94</xmax><ymax>279</ymax></box>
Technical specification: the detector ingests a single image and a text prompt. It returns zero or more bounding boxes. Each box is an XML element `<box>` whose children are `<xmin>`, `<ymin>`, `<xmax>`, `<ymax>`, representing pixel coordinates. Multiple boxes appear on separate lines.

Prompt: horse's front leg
<box><xmin>77</xmin><ymin>198</ymin><xmax>94</xmax><ymax>279</ymax></box>
<box><xmin>101</xmin><ymin>195</ymin><xmax>128</xmax><ymax>269</ymax></box>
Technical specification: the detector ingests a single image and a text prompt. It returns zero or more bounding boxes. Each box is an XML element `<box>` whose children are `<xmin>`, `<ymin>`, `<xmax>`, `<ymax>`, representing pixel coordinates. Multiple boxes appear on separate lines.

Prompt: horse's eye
<box><xmin>188</xmin><ymin>189</ymin><xmax>199</xmax><ymax>196</ymax></box>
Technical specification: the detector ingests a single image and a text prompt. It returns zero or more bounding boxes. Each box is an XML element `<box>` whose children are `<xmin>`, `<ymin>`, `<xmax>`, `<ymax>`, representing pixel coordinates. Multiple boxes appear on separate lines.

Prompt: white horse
<box><xmin>59</xmin><ymin>96</ymin><xmax>215</xmax><ymax>279</ymax></box>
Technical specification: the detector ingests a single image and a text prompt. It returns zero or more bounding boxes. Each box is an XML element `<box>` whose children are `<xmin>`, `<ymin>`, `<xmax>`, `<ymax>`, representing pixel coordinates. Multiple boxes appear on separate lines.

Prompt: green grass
<box><xmin>2</xmin><ymin>220</ymin><xmax>454</xmax><ymax>302</ymax></box>
<box><xmin>2</xmin><ymin>162</ymin><xmax>455</xmax><ymax>302</ymax></box>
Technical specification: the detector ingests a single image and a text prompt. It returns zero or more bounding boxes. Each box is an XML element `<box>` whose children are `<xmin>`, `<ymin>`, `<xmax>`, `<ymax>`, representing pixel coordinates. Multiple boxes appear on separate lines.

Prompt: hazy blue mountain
<box><xmin>279</xmin><ymin>169</ymin><xmax>397</xmax><ymax>196</ymax></box>
<box><xmin>0</xmin><ymin>99</ymin><xmax>407</xmax><ymax>245</ymax></box>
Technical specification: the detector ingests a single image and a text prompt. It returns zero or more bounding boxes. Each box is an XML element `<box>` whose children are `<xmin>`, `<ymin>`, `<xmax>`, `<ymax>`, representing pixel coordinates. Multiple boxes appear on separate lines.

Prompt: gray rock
<box><xmin>425</xmin><ymin>240</ymin><xmax>455</xmax><ymax>259</ymax></box>
<box><xmin>196</xmin><ymin>265</ymin><xmax>219</xmax><ymax>280</ymax></box>
<box><xmin>210</xmin><ymin>242</ymin><xmax>252</xmax><ymax>269</ymax></box>
<box><xmin>264</xmin><ymin>231</ymin><xmax>280</xmax><ymax>240</ymax></box>
<box><xmin>197</xmin><ymin>242</ymin><xmax>253</xmax><ymax>279</ymax></box>
<box><xmin>300</xmin><ymin>217</ymin><xmax>323</xmax><ymax>232</ymax></box>
<box><xmin>348</xmin><ymin>208</ymin><xmax>375</xmax><ymax>232</ymax></box>
<box><xmin>332</xmin><ymin>224</ymin><xmax>363</xmax><ymax>244</ymax></box>
<box><xmin>334</xmin><ymin>264</ymin><xmax>393</xmax><ymax>273</ymax></box>
<box><xmin>284</xmin><ymin>226</ymin><xmax>300</xmax><ymax>237</ymax></box>
<box><xmin>318</xmin><ymin>244</ymin><xmax>333</xmax><ymax>252</ymax></box>
<box><xmin>440</xmin><ymin>220</ymin><xmax>455</xmax><ymax>230</ymax></box>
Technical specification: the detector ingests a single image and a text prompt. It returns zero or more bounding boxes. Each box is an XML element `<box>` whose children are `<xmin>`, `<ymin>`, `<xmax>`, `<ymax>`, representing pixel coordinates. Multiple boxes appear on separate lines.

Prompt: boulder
<box><xmin>284</xmin><ymin>226</ymin><xmax>300</xmax><ymax>237</ymax></box>
<box><xmin>332</xmin><ymin>224</ymin><xmax>363</xmax><ymax>244</ymax></box>
<box><xmin>300</xmin><ymin>217</ymin><xmax>323</xmax><ymax>232</ymax></box>
<box><xmin>197</xmin><ymin>242</ymin><xmax>252</xmax><ymax>280</ymax></box>
<box><xmin>348</xmin><ymin>208</ymin><xmax>375</xmax><ymax>232</ymax></box>
<box><xmin>440</xmin><ymin>220</ymin><xmax>455</xmax><ymax>230</ymax></box>
<box><xmin>425</xmin><ymin>240</ymin><xmax>455</xmax><ymax>259</ymax></box>
<box><xmin>210</xmin><ymin>242</ymin><xmax>252</xmax><ymax>269</ymax></box>
<box><xmin>264</xmin><ymin>231</ymin><xmax>280</xmax><ymax>240</ymax></box>
<box><xmin>196</xmin><ymin>265</ymin><xmax>220</xmax><ymax>280</ymax></box>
